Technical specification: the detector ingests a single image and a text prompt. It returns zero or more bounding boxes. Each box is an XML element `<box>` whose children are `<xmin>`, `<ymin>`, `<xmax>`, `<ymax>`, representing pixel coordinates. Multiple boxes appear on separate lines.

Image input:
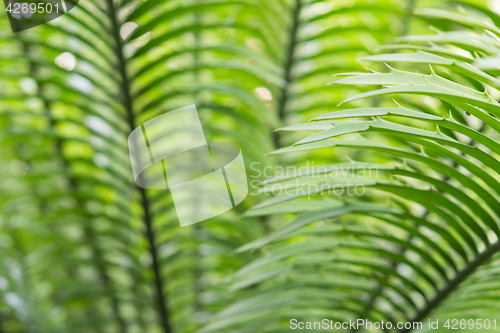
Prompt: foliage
<box><xmin>215</xmin><ymin>2</ymin><xmax>500</xmax><ymax>333</ymax></box>
<box><xmin>1</xmin><ymin>0</ymin><xmax>500</xmax><ymax>333</ymax></box>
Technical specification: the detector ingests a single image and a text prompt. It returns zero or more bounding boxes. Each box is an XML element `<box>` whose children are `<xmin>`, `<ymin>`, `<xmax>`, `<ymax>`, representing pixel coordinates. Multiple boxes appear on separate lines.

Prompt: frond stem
<box><xmin>273</xmin><ymin>0</ymin><xmax>302</xmax><ymax>148</ymax></box>
<box><xmin>399</xmin><ymin>239</ymin><xmax>500</xmax><ymax>333</ymax></box>
<box><xmin>104</xmin><ymin>1</ymin><xmax>172</xmax><ymax>332</ymax></box>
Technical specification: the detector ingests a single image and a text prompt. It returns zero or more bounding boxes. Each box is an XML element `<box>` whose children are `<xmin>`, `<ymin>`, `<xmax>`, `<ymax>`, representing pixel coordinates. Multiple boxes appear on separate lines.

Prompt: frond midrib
<box><xmin>103</xmin><ymin>0</ymin><xmax>172</xmax><ymax>332</ymax></box>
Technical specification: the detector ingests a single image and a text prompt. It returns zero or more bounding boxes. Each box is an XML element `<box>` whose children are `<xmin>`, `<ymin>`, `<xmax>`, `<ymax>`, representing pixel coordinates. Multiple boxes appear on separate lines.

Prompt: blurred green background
<box><xmin>1</xmin><ymin>0</ymin><xmax>500</xmax><ymax>332</ymax></box>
